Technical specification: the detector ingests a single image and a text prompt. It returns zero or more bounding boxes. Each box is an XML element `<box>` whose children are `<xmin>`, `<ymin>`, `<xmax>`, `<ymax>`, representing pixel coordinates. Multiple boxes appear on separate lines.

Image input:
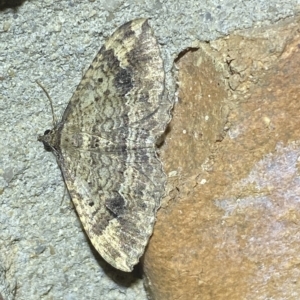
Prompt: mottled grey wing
<box><xmin>58</xmin><ymin>19</ymin><xmax>169</xmax><ymax>271</ymax></box>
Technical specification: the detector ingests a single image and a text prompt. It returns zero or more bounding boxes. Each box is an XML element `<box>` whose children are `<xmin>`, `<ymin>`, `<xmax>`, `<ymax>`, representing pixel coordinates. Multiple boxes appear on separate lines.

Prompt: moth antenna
<box><xmin>36</xmin><ymin>80</ymin><xmax>57</xmax><ymax>127</ymax></box>
<box><xmin>60</xmin><ymin>186</ymin><xmax>68</xmax><ymax>206</ymax></box>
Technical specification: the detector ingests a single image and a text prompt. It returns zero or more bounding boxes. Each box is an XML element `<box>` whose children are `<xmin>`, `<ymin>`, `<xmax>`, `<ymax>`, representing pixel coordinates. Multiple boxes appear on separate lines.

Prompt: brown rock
<box><xmin>144</xmin><ymin>17</ymin><xmax>300</xmax><ymax>300</ymax></box>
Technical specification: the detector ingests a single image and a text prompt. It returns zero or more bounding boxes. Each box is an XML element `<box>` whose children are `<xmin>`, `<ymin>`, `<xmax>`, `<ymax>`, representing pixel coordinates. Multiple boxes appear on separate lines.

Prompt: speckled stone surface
<box><xmin>0</xmin><ymin>1</ymin><xmax>299</xmax><ymax>299</ymax></box>
<box><xmin>144</xmin><ymin>16</ymin><xmax>300</xmax><ymax>300</ymax></box>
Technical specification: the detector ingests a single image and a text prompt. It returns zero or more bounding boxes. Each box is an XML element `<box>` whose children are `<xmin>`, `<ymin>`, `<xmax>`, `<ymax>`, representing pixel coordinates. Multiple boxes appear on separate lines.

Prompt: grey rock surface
<box><xmin>0</xmin><ymin>0</ymin><xmax>299</xmax><ymax>299</ymax></box>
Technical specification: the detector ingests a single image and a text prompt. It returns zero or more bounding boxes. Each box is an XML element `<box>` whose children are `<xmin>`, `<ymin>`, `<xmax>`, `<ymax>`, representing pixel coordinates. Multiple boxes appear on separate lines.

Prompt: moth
<box><xmin>38</xmin><ymin>18</ymin><xmax>170</xmax><ymax>272</ymax></box>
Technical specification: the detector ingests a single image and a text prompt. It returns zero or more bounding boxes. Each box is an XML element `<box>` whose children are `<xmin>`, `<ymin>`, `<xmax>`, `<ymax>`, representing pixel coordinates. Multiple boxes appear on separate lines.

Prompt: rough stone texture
<box><xmin>1</xmin><ymin>0</ymin><xmax>300</xmax><ymax>299</ymax></box>
<box><xmin>144</xmin><ymin>16</ymin><xmax>300</xmax><ymax>300</ymax></box>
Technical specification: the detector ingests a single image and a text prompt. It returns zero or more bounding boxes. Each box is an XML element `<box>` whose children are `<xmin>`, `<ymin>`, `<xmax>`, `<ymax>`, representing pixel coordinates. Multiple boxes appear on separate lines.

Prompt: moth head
<box><xmin>38</xmin><ymin>129</ymin><xmax>59</xmax><ymax>153</ymax></box>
